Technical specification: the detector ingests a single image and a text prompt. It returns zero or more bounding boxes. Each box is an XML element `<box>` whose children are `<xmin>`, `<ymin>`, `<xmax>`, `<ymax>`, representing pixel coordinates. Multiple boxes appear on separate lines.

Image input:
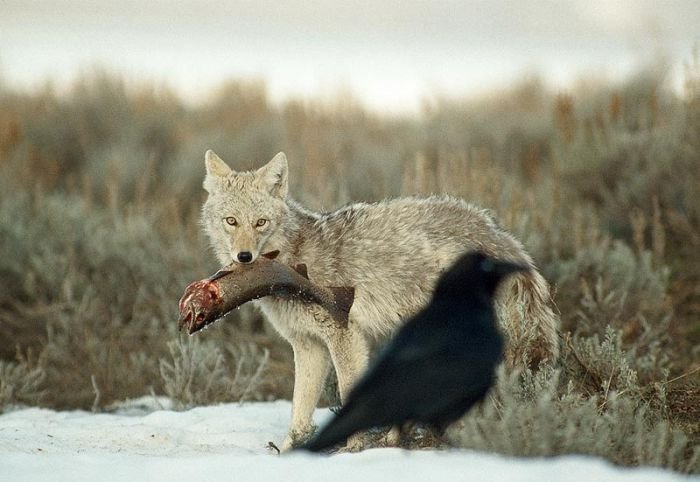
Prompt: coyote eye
<box><xmin>224</xmin><ymin>216</ymin><xmax>237</xmax><ymax>226</ymax></box>
<box><xmin>256</xmin><ymin>218</ymin><xmax>268</xmax><ymax>227</ymax></box>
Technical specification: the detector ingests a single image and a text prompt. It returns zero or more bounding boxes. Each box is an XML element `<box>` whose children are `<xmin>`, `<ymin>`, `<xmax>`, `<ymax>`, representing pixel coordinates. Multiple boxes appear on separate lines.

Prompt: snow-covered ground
<box><xmin>0</xmin><ymin>399</ymin><xmax>693</xmax><ymax>482</ymax></box>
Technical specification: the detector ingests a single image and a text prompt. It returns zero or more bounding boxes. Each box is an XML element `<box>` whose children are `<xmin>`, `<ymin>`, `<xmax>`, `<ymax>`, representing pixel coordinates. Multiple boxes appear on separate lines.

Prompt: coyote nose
<box><xmin>237</xmin><ymin>251</ymin><xmax>253</xmax><ymax>263</ymax></box>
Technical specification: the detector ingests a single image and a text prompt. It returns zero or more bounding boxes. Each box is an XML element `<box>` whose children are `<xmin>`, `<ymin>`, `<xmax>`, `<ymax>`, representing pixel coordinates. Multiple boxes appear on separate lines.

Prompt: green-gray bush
<box><xmin>0</xmin><ymin>358</ymin><xmax>46</xmax><ymax>410</ymax></box>
<box><xmin>0</xmin><ymin>189</ymin><xmax>205</xmax><ymax>407</ymax></box>
<box><xmin>159</xmin><ymin>337</ymin><xmax>270</xmax><ymax>410</ymax></box>
<box><xmin>454</xmin><ymin>367</ymin><xmax>699</xmax><ymax>474</ymax></box>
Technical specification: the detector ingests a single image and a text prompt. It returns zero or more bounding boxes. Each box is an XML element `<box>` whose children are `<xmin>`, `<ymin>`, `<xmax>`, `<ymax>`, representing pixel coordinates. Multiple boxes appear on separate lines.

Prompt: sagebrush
<box><xmin>0</xmin><ymin>59</ymin><xmax>698</xmax><ymax>472</ymax></box>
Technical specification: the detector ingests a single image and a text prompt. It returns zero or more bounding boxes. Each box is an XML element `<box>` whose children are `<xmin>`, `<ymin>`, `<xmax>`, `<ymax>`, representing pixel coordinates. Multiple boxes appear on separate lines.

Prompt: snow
<box><xmin>0</xmin><ymin>399</ymin><xmax>693</xmax><ymax>482</ymax></box>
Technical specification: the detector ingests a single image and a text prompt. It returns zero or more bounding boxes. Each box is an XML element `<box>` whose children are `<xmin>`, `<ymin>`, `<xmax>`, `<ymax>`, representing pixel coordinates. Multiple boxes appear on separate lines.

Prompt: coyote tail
<box><xmin>496</xmin><ymin>269</ymin><xmax>560</xmax><ymax>368</ymax></box>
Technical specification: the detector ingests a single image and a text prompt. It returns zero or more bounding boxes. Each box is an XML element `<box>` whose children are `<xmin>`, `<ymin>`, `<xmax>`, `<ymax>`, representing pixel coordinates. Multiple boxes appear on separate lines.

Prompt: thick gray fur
<box><xmin>200</xmin><ymin>150</ymin><xmax>560</xmax><ymax>450</ymax></box>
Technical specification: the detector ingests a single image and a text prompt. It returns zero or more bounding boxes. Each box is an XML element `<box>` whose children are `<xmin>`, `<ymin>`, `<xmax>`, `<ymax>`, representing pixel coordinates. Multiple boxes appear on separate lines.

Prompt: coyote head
<box><xmin>201</xmin><ymin>150</ymin><xmax>289</xmax><ymax>265</ymax></box>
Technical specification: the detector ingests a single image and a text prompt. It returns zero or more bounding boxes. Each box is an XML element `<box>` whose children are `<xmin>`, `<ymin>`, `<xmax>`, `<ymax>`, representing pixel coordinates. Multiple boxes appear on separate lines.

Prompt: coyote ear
<box><xmin>203</xmin><ymin>150</ymin><xmax>232</xmax><ymax>192</ymax></box>
<box><xmin>256</xmin><ymin>152</ymin><xmax>288</xmax><ymax>199</ymax></box>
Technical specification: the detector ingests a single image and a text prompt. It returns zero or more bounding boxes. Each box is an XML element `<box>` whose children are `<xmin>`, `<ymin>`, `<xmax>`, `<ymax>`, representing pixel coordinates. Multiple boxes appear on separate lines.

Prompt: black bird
<box><xmin>300</xmin><ymin>251</ymin><xmax>527</xmax><ymax>452</ymax></box>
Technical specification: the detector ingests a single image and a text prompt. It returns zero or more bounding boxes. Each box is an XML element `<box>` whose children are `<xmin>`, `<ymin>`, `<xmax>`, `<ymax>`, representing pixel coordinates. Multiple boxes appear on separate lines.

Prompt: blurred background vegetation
<box><xmin>0</xmin><ymin>55</ymin><xmax>699</xmax><ymax>471</ymax></box>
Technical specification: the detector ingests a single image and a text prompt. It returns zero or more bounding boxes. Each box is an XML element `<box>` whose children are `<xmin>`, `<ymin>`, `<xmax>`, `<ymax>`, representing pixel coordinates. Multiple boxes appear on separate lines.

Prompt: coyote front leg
<box><xmin>281</xmin><ymin>337</ymin><xmax>330</xmax><ymax>451</ymax></box>
<box><xmin>326</xmin><ymin>328</ymin><xmax>370</xmax><ymax>403</ymax></box>
<box><xmin>326</xmin><ymin>328</ymin><xmax>372</xmax><ymax>451</ymax></box>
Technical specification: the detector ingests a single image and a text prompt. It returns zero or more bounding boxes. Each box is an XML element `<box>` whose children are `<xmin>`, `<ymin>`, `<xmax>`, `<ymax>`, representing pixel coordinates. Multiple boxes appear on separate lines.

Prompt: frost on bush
<box><xmin>159</xmin><ymin>337</ymin><xmax>270</xmax><ymax>409</ymax></box>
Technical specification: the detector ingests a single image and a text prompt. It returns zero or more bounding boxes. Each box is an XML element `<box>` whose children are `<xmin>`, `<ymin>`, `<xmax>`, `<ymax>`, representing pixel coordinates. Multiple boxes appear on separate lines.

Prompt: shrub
<box><xmin>454</xmin><ymin>366</ymin><xmax>699</xmax><ymax>474</ymax></box>
<box><xmin>159</xmin><ymin>337</ymin><xmax>271</xmax><ymax>409</ymax></box>
<box><xmin>0</xmin><ymin>355</ymin><xmax>46</xmax><ymax>410</ymax></box>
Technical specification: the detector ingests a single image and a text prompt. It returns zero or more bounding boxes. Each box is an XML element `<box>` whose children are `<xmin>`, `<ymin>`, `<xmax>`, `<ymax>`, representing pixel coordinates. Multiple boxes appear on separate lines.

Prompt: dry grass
<box><xmin>0</xmin><ymin>58</ymin><xmax>698</xmax><ymax>472</ymax></box>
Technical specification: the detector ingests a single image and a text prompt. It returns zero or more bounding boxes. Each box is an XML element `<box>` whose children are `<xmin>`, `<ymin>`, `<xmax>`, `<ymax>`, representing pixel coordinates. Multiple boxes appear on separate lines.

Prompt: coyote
<box><xmin>200</xmin><ymin>150</ymin><xmax>559</xmax><ymax>450</ymax></box>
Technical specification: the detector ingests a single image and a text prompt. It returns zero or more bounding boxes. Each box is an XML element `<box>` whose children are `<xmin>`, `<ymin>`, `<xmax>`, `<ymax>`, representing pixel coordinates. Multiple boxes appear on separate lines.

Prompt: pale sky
<box><xmin>1</xmin><ymin>0</ymin><xmax>698</xmax><ymax>112</ymax></box>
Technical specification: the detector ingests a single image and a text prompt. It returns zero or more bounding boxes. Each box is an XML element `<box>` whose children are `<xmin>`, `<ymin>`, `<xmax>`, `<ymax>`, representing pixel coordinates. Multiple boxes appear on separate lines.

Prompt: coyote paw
<box><xmin>335</xmin><ymin>431</ymin><xmax>378</xmax><ymax>453</ymax></box>
<box><xmin>383</xmin><ymin>426</ymin><xmax>401</xmax><ymax>447</ymax></box>
<box><xmin>281</xmin><ymin>425</ymin><xmax>316</xmax><ymax>451</ymax></box>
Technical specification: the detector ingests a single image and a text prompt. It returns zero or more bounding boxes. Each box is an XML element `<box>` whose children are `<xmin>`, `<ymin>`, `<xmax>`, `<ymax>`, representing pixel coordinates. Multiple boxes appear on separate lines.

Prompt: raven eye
<box><xmin>225</xmin><ymin>216</ymin><xmax>237</xmax><ymax>226</ymax></box>
<box><xmin>256</xmin><ymin>218</ymin><xmax>267</xmax><ymax>227</ymax></box>
<box><xmin>480</xmin><ymin>259</ymin><xmax>495</xmax><ymax>272</ymax></box>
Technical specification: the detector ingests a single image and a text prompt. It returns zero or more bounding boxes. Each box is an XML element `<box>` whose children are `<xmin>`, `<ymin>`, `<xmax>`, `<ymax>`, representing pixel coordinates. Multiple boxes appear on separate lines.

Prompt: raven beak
<box><xmin>495</xmin><ymin>261</ymin><xmax>529</xmax><ymax>277</ymax></box>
